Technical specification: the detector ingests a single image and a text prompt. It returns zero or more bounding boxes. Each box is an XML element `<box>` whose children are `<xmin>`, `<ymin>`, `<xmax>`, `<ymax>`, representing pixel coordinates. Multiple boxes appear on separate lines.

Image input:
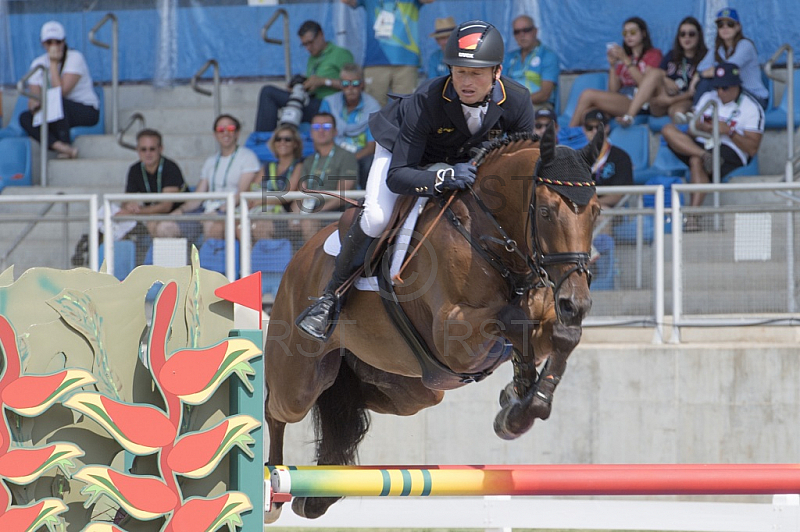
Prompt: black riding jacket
<box><xmin>368</xmin><ymin>75</ymin><xmax>535</xmax><ymax>197</ymax></box>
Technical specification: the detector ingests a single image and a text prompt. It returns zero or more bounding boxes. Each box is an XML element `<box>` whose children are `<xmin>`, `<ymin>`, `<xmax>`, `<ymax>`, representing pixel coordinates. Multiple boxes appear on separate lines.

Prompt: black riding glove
<box><xmin>435</xmin><ymin>163</ymin><xmax>476</xmax><ymax>193</ymax></box>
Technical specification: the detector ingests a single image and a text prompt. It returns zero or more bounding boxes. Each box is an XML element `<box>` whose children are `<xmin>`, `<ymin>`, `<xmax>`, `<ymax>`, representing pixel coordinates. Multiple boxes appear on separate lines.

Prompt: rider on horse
<box><xmin>296</xmin><ymin>20</ymin><xmax>535</xmax><ymax>340</ymax></box>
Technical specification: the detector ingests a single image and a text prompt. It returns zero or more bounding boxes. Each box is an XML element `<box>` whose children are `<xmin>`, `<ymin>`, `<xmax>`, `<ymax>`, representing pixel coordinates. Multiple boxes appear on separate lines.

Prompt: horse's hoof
<box><xmin>493</xmin><ymin>399</ymin><xmax>534</xmax><ymax>440</ymax></box>
<box><xmin>498</xmin><ymin>382</ymin><xmax>517</xmax><ymax>408</ymax></box>
<box><xmin>291</xmin><ymin>496</ymin><xmax>341</xmax><ymax>519</ymax></box>
<box><xmin>530</xmin><ymin>393</ymin><xmax>553</xmax><ymax>420</ymax></box>
<box><xmin>264</xmin><ymin>502</ymin><xmax>283</xmax><ymax>524</ymax></box>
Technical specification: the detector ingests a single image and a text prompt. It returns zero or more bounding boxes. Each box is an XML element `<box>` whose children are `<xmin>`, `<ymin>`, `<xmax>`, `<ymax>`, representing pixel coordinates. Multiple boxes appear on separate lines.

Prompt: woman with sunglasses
<box><xmin>18</xmin><ymin>21</ymin><xmax>99</xmax><ymax>159</ymax></box>
<box><xmin>691</xmin><ymin>8</ymin><xmax>768</xmax><ymax>109</ymax></box>
<box><xmin>616</xmin><ymin>17</ymin><xmax>708</xmax><ymax>126</ymax></box>
<box><xmin>568</xmin><ymin>17</ymin><xmax>662</xmax><ymax>127</ymax></box>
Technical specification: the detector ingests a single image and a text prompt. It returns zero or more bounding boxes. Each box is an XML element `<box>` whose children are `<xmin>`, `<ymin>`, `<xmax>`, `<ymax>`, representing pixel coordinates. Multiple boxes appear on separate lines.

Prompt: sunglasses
<box><xmin>584</xmin><ymin>124</ymin><xmax>603</xmax><ymax>132</ymax></box>
<box><xmin>311</xmin><ymin>123</ymin><xmax>334</xmax><ymax>131</ymax></box>
<box><xmin>622</xmin><ymin>29</ymin><xmax>639</xmax><ymax>37</ymax></box>
<box><xmin>717</xmin><ymin>85</ymin><xmax>733</xmax><ymax>91</ymax></box>
<box><xmin>534</xmin><ymin>122</ymin><xmax>550</xmax><ymax>129</ymax></box>
<box><xmin>138</xmin><ymin>146</ymin><xmax>159</xmax><ymax>152</ymax></box>
<box><xmin>716</xmin><ymin>20</ymin><xmax>737</xmax><ymax>28</ymax></box>
<box><xmin>679</xmin><ymin>30</ymin><xmax>698</xmax><ymax>38</ymax></box>
<box><xmin>340</xmin><ymin>80</ymin><xmax>362</xmax><ymax>88</ymax></box>
<box><xmin>274</xmin><ymin>136</ymin><xmax>294</xmax><ymax>143</ymax></box>
<box><xmin>300</xmin><ymin>33</ymin><xmax>319</xmax><ymax>47</ymax></box>
<box><xmin>215</xmin><ymin>124</ymin><xmax>237</xmax><ymax>133</ymax></box>
<box><xmin>513</xmin><ymin>26</ymin><xmax>535</xmax><ymax>36</ymax></box>
<box><xmin>44</xmin><ymin>39</ymin><xmax>64</xmax><ymax>45</ymax></box>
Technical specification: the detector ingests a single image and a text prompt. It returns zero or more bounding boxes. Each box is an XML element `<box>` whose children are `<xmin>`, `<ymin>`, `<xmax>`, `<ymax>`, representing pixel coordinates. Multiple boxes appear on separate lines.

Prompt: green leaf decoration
<box><xmin>186</xmin><ymin>246</ymin><xmax>202</xmax><ymax>349</ymax></box>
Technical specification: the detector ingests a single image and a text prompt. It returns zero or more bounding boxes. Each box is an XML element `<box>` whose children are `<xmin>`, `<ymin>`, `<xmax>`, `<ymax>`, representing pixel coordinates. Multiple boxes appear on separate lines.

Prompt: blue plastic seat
<box><xmin>647</xmin><ymin>115</ymin><xmax>672</xmax><ymax>133</ymax></box>
<box><xmin>0</xmin><ymin>137</ymin><xmax>32</xmax><ymax>191</ymax></box>
<box><xmin>634</xmin><ymin>134</ymin><xmax>688</xmax><ymax>184</ymax></box>
<box><xmin>198</xmin><ymin>238</ymin><xmax>240</xmax><ymax>278</ymax></box>
<box><xmin>590</xmin><ymin>234</ymin><xmax>615</xmax><ymax>291</ymax></box>
<box><xmin>98</xmin><ymin>240</ymin><xmax>136</xmax><ymax>281</ymax></box>
<box><xmin>251</xmin><ymin>238</ymin><xmax>293</xmax><ymax>295</ymax></box>
<box><xmin>608</xmin><ymin>124</ymin><xmax>650</xmax><ymax>182</ymax></box>
<box><xmin>764</xmin><ymin>70</ymin><xmax>800</xmax><ymax>130</ymax></box>
<box><xmin>245</xmin><ymin>130</ymin><xmax>314</xmax><ymax>165</ymax></box>
<box><xmin>70</xmin><ymin>86</ymin><xmax>105</xmax><ymax>140</ymax></box>
<box><xmin>557</xmin><ymin>72</ymin><xmax>608</xmax><ymax>127</ymax></box>
<box><xmin>0</xmin><ymin>96</ymin><xmax>28</xmax><ymax>139</ymax></box>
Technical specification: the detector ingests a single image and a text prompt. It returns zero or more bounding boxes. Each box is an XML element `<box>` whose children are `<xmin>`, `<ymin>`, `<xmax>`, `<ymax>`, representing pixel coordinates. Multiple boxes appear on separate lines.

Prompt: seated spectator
<box><xmin>19</xmin><ymin>21</ymin><xmax>99</xmax><ymax>159</ymax></box>
<box><xmin>569</xmin><ymin>17</ymin><xmax>662</xmax><ymax>126</ymax></box>
<box><xmin>533</xmin><ymin>108</ymin><xmax>558</xmax><ymax>137</ymax></box>
<box><xmin>340</xmin><ymin>0</ymin><xmax>435</xmax><ymax>106</ymax></box>
<box><xmin>583</xmin><ymin>111</ymin><xmax>633</xmax><ymax>208</ymax></box>
<box><xmin>255</xmin><ymin>20</ymin><xmax>354</xmax><ymax>132</ymax></box>
<box><xmin>288</xmin><ymin>112</ymin><xmax>358</xmax><ymax>241</ymax></box>
<box><xmin>246</xmin><ymin>124</ymin><xmax>304</xmax><ymax>242</ymax></box>
<box><xmin>179</xmin><ymin>115</ymin><xmax>261</xmax><ymax>240</ymax></box>
<box><xmin>426</xmin><ymin>17</ymin><xmax>455</xmax><ymax>79</ymax></box>
<box><xmin>319</xmin><ymin>63</ymin><xmax>381</xmax><ymax>188</ymax></box>
<box><xmin>618</xmin><ymin>16</ymin><xmax>708</xmax><ymax>126</ymax></box>
<box><xmin>504</xmin><ymin>15</ymin><xmax>559</xmax><ymax>111</ymax></box>
<box><xmin>691</xmin><ymin>8</ymin><xmax>768</xmax><ymax>110</ymax></box>
<box><xmin>661</xmin><ymin>63</ymin><xmax>764</xmax><ymax>231</ymax></box>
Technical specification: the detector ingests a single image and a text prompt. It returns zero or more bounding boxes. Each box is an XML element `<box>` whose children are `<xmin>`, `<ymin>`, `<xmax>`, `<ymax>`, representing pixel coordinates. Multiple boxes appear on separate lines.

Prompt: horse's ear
<box><xmin>540</xmin><ymin>121</ymin><xmax>556</xmax><ymax>164</ymax></box>
<box><xmin>580</xmin><ymin>125</ymin><xmax>605</xmax><ymax>166</ymax></box>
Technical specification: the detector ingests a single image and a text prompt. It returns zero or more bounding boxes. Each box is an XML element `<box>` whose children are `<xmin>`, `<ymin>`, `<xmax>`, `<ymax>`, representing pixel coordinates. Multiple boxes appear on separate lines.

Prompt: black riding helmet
<box><xmin>443</xmin><ymin>20</ymin><xmax>504</xmax><ymax>68</ymax></box>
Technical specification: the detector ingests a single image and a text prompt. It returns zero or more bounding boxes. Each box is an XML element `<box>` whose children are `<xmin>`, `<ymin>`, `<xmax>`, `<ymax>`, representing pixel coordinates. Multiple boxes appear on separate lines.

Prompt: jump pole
<box><xmin>268</xmin><ymin>464</ymin><xmax>800</xmax><ymax>499</ymax></box>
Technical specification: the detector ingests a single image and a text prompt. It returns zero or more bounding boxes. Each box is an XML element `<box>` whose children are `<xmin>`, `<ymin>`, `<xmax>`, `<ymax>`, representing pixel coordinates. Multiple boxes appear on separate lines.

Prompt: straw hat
<box><xmin>430</xmin><ymin>17</ymin><xmax>456</xmax><ymax>38</ymax></box>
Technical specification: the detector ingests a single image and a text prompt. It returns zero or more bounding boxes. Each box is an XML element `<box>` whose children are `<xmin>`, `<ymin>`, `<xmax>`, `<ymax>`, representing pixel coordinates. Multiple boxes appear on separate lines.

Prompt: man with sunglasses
<box><xmin>503</xmin><ymin>15</ymin><xmax>559</xmax><ymax>112</ymax></box>
<box><xmin>255</xmin><ymin>20</ymin><xmax>354</xmax><ymax>132</ymax></box>
<box><xmin>319</xmin><ymin>63</ymin><xmax>381</xmax><ymax>188</ymax></box>
<box><xmin>296</xmin><ymin>20</ymin><xmax>534</xmax><ymax>340</ymax></box>
<box><xmin>662</xmin><ymin>63</ymin><xmax>764</xmax><ymax>229</ymax></box>
<box><xmin>582</xmin><ymin>111</ymin><xmax>632</xmax><ymax>208</ymax></box>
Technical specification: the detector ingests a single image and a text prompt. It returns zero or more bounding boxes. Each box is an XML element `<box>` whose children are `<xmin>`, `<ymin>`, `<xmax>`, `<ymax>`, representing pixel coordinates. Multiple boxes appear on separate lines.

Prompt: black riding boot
<box><xmin>296</xmin><ymin>216</ymin><xmax>375</xmax><ymax>339</ymax></box>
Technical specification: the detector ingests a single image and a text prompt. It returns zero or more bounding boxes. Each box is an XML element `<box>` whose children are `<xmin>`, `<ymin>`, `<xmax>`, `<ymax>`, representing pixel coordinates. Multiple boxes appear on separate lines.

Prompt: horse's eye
<box><xmin>538</xmin><ymin>206</ymin><xmax>550</xmax><ymax>219</ymax></box>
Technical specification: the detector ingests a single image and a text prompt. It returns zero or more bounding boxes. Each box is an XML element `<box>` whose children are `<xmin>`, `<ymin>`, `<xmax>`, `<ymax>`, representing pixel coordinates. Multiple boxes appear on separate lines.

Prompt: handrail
<box><xmin>190</xmin><ymin>59</ymin><xmax>221</xmax><ymax>119</ymax></box>
<box><xmin>763</xmin><ymin>44</ymin><xmax>795</xmax><ymax>181</ymax></box>
<box><xmin>0</xmin><ymin>201</ymin><xmax>58</xmax><ymax>270</ymax></box>
<box><xmin>116</xmin><ymin>112</ymin><xmax>145</xmax><ymax>151</ymax></box>
<box><xmin>261</xmin><ymin>9</ymin><xmax>292</xmax><ymax>84</ymax></box>
<box><xmin>89</xmin><ymin>13</ymin><xmax>119</xmax><ymax>135</ymax></box>
<box><xmin>17</xmin><ymin>64</ymin><xmax>49</xmax><ymax>187</ymax></box>
<box><xmin>688</xmin><ymin>99</ymin><xmax>722</xmax><ymax>229</ymax></box>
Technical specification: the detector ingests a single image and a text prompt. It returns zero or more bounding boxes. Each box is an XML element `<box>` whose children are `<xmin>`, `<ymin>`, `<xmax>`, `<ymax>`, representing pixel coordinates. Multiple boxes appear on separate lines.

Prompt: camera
<box><xmin>278</xmin><ymin>74</ymin><xmax>309</xmax><ymax>128</ymax></box>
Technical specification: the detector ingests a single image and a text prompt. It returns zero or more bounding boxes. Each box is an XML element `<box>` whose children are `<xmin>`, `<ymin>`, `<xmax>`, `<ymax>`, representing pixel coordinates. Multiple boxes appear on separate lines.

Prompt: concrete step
<box><xmin>116</xmin><ymin>105</ymin><xmax>257</xmax><ymax>135</ymax></box>
<box><xmin>111</xmin><ymin>80</ymin><xmax>271</xmax><ymax>111</ymax></box>
<box><xmin>74</xmin><ymin>134</ymin><xmax>220</xmax><ymax>160</ymax></box>
<box><xmin>45</xmin><ymin>157</ymin><xmax>208</xmax><ymax>189</ymax></box>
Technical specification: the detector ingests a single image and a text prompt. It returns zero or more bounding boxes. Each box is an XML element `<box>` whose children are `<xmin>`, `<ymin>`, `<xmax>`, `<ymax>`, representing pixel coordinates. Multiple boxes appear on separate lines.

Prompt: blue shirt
<box><xmin>354</xmin><ymin>0</ymin><xmax>425</xmax><ymax>67</ymax></box>
<box><xmin>319</xmin><ymin>91</ymin><xmax>381</xmax><ymax>153</ymax></box>
<box><xmin>503</xmin><ymin>43</ymin><xmax>560</xmax><ymax>106</ymax></box>
<box><xmin>427</xmin><ymin>48</ymin><xmax>448</xmax><ymax>79</ymax></box>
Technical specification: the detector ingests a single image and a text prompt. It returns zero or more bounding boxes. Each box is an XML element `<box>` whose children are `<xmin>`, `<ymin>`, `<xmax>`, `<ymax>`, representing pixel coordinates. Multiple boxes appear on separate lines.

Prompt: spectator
<box><xmin>533</xmin><ymin>108</ymin><xmax>558</xmax><ymax>137</ymax></box>
<box><xmin>569</xmin><ymin>17</ymin><xmax>662</xmax><ymax>126</ymax></box>
<box><xmin>289</xmin><ymin>112</ymin><xmax>358</xmax><ymax>241</ymax></box>
<box><xmin>255</xmin><ymin>20</ymin><xmax>354</xmax><ymax>132</ymax></box>
<box><xmin>582</xmin><ymin>110</ymin><xmax>633</xmax><ymax>208</ymax></box>
<box><xmin>661</xmin><ymin>63</ymin><xmax>764</xmax><ymax>231</ymax></box>
<box><xmin>618</xmin><ymin>16</ymin><xmax>708</xmax><ymax>126</ymax></box>
<box><xmin>19</xmin><ymin>21</ymin><xmax>99</xmax><ymax>159</ymax></box>
<box><xmin>340</xmin><ymin>0</ymin><xmax>435</xmax><ymax>106</ymax></box>
<box><xmin>426</xmin><ymin>16</ymin><xmax>455</xmax><ymax>79</ymax></box>
<box><xmin>180</xmin><ymin>115</ymin><xmax>261</xmax><ymax>240</ymax></box>
<box><xmin>503</xmin><ymin>15</ymin><xmax>559</xmax><ymax>111</ymax></box>
<box><xmin>247</xmin><ymin>124</ymin><xmax>304</xmax><ymax>242</ymax></box>
<box><xmin>319</xmin><ymin>63</ymin><xmax>381</xmax><ymax>188</ymax></box>
<box><xmin>691</xmin><ymin>8</ymin><xmax>768</xmax><ymax>110</ymax></box>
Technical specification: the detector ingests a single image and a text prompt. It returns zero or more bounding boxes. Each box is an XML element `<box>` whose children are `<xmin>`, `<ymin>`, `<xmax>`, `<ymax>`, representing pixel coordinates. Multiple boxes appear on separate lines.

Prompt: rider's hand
<box><xmin>438</xmin><ymin>163</ymin><xmax>477</xmax><ymax>192</ymax></box>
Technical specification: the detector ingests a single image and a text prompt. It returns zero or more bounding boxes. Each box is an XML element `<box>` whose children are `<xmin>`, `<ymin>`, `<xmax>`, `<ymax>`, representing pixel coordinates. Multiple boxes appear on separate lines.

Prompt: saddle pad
<box><xmin>324</xmin><ymin>197</ymin><xmax>429</xmax><ymax>291</ymax></box>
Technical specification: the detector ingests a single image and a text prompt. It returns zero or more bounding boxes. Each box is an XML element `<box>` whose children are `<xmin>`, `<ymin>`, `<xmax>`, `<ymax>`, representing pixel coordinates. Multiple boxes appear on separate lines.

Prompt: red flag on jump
<box><xmin>214</xmin><ymin>271</ymin><xmax>262</xmax><ymax>314</ymax></box>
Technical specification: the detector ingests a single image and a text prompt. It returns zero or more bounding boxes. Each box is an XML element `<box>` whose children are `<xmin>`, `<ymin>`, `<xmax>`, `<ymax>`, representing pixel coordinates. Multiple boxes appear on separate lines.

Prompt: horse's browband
<box><xmin>535</xmin><ymin>176</ymin><xmax>597</xmax><ymax>187</ymax></box>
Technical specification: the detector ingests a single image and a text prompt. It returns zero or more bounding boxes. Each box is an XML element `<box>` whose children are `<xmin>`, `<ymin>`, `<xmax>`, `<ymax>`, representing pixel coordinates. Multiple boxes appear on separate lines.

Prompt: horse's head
<box><xmin>531</xmin><ymin>122</ymin><xmax>602</xmax><ymax>326</ymax></box>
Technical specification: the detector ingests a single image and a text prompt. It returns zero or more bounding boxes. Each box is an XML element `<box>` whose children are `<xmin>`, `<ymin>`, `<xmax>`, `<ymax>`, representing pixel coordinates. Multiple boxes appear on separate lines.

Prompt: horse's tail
<box><xmin>312</xmin><ymin>352</ymin><xmax>370</xmax><ymax>466</ymax></box>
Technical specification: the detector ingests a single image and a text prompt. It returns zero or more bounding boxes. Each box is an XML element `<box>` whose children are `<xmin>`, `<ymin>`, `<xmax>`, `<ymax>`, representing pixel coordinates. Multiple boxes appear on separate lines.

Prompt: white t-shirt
<box><xmin>28</xmin><ymin>50</ymin><xmax>99</xmax><ymax>109</ymax></box>
<box><xmin>696</xmin><ymin>90</ymin><xmax>765</xmax><ymax>165</ymax></box>
<box><xmin>201</xmin><ymin>145</ymin><xmax>261</xmax><ymax>193</ymax></box>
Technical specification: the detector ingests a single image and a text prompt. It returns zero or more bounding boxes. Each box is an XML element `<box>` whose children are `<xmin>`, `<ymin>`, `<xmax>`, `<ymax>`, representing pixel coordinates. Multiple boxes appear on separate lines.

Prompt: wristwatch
<box><xmin>324</xmin><ymin>78</ymin><xmax>332</xmax><ymax>87</ymax></box>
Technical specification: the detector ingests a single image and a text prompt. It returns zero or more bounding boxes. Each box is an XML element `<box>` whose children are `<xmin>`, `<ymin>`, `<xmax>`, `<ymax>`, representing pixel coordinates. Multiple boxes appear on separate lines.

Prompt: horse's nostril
<box><xmin>559</xmin><ymin>298</ymin><xmax>576</xmax><ymax>318</ymax></box>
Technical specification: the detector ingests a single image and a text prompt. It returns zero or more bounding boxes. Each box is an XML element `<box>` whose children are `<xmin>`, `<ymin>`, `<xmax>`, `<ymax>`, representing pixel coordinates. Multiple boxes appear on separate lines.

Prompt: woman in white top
<box><xmin>19</xmin><ymin>21</ymin><xmax>100</xmax><ymax>159</ymax></box>
<box><xmin>180</xmin><ymin>114</ymin><xmax>261</xmax><ymax>240</ymax></box>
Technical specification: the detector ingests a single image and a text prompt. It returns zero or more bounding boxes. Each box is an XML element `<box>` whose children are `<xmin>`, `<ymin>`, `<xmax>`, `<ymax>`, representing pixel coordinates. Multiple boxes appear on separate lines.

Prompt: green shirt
<box><xmin>300</xmin><ymin>146</ymin><xmax>358</xmax><ymax>192</ymax></box>
<box><xmin>306</xmin><ymin>42</ymin><xmax>355</xmax><ymax>99</ymax></box>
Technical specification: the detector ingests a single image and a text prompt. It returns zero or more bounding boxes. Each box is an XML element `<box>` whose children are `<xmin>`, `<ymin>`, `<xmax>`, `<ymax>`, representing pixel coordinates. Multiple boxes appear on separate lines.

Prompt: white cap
<box><xmin>40</xmin><ymin>21</ymin><xmax>66</xmax><ymax>42</ymax></box>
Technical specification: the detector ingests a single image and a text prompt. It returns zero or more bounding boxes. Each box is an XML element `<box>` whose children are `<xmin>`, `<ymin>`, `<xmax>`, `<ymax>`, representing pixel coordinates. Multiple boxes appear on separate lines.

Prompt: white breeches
<box><xmin>360</xmin><ymin>143</ymin><xmax>398</xmax><ymax>238</ymax></box>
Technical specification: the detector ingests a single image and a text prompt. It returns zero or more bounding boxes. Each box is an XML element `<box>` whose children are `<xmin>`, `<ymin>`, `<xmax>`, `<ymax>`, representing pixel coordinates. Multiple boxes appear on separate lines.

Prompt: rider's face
<box><xmin>451</xmin><ymin>65</ymin><xmax>501</xmax><ymax>105</ymax></box>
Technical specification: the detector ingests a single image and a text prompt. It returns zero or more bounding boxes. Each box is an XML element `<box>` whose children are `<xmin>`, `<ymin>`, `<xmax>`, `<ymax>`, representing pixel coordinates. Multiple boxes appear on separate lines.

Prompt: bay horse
<box><xmin>264</xmin><ymin>124</ymin><xmax>603</xmax><ymax>521</ymax></box>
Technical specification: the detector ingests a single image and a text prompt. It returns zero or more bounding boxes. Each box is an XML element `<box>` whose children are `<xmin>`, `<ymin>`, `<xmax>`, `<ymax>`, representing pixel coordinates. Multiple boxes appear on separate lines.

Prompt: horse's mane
<box><xmin>470</xmin><ymin>131</ymin><xmax>541</xmax><ymax>168</ymax></box>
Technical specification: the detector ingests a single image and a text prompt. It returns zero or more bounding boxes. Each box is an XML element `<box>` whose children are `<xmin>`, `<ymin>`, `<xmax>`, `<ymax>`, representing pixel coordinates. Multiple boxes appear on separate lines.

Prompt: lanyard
<box><xmin>266</xmin><ymin>160</ymin><xmax>296</xmax><ymax>191</ymax></box>
<box><xmin>309</xmin><ymin>146</ymin><xmax>336</xmax><ymax>185</ymax></box>
<box><xmin>141</xmin><ymin>157</ymin><xmax>164</xmax><ymax>193</ymax></box>
<box><xmin>210</xmin><ymin>145</ymin><xmax>239</xmax><ymax>192</ymax></box>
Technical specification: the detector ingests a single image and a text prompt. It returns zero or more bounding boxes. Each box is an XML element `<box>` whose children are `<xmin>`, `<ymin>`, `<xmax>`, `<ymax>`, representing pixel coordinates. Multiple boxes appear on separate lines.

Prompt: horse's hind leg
<box><xmin>291</xmin><ymin>352</ymin><xmax>370</xmax><ymax>520</ymax></box>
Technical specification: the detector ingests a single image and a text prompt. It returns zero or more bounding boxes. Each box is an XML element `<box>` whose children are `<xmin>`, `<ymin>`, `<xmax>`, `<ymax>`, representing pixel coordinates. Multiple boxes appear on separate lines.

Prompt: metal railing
<box><xmin>16</xmin><ymin>65</ymin><xmax>48</xmax><ymax>186</ymax></box>
<box><xmin>190</xmin><ymin>59</ymin><xmax>221</xmax><ymax>119</ymax></box>
<box><xmin>261</xmin><ymin>9</ymin><xmax>292</xmax><ymax>84</ymax></box>
<box><xmin>116</xmin><ymin>112</ymin><xmax>145</xmax><ymax>151</ymax></box>
<box><xmin>763</xmin><ymin>44</ymin><xmax>795</xmax><ymax>181</ymax></box>
<box><xmin>89</xmin><ymin>13</ymin><xmax>119</xmax><ymax>135</ymax></box>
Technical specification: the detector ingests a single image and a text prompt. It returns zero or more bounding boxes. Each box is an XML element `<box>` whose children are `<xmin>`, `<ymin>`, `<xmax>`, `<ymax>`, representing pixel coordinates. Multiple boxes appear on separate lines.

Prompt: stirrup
<box><xmin>295</xmin><ymin>292</ymin><xmax>338</xmax><ymax>340</ymax></box>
